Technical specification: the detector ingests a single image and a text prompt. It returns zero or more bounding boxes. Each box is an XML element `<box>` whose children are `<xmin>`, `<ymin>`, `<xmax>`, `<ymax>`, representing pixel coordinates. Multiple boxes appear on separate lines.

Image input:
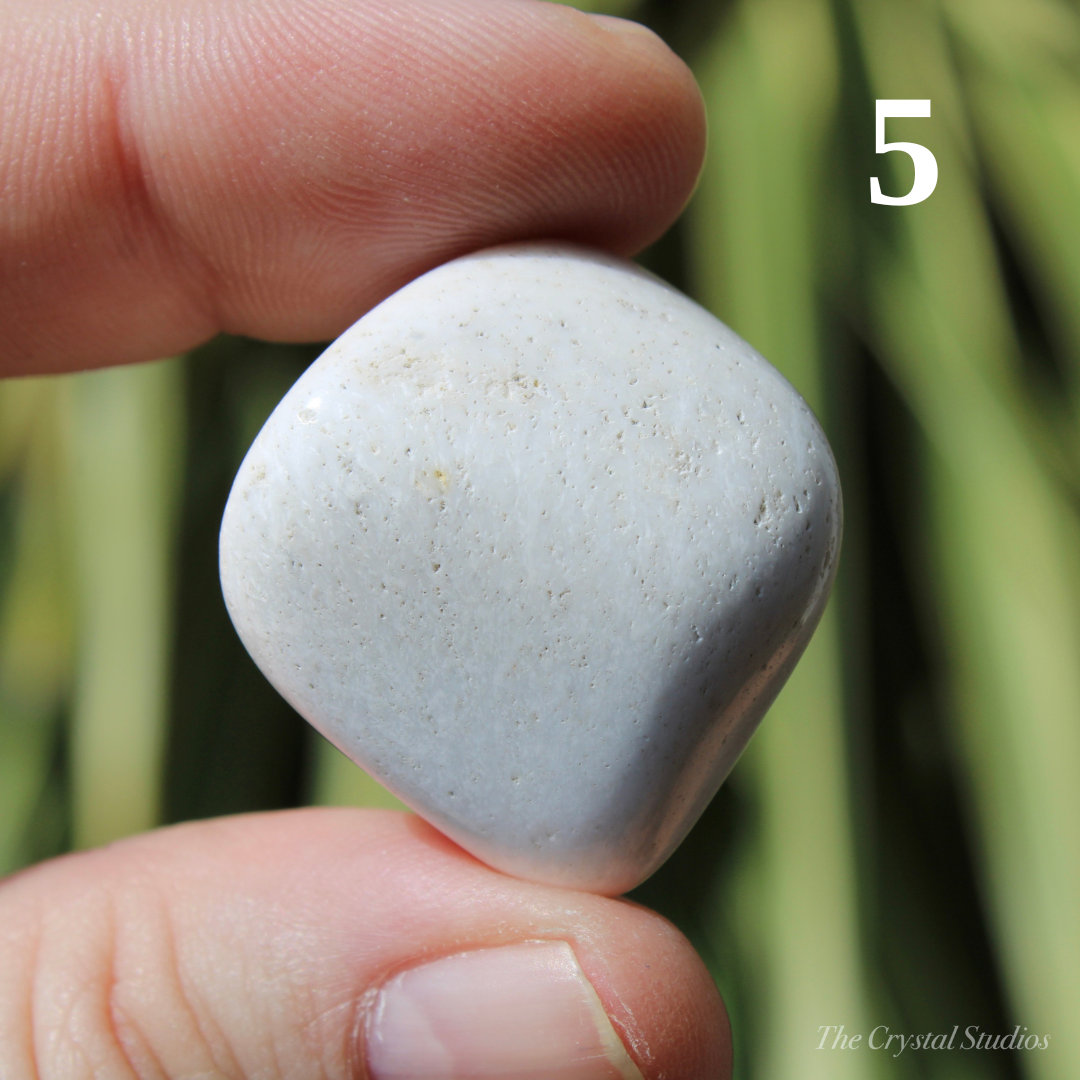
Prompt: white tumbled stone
<box><xmin>219</xmin><ymin>244</ymin><xmax>841</xmax><ymax>895</ymax></box>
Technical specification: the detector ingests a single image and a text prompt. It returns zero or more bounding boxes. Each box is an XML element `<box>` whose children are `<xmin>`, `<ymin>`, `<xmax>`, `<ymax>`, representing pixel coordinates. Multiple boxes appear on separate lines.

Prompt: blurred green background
<box><xmin>3</xmin><ymin>0</ymin><xmax>1080</xmax><ymax>1076</ymax></box>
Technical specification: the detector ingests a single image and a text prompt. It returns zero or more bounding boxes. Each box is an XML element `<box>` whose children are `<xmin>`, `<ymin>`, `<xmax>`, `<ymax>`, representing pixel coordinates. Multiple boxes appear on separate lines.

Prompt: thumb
<box><xmin>0</xmin><ymin>809</ymin><xmax>731</xmax><ymax>1079</ymax></box>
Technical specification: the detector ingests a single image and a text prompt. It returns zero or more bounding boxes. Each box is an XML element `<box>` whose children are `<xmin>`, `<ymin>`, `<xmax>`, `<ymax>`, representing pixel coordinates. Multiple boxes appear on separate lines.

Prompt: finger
<box><xmin>0</xmin><ymin>810</ymin><xmax>730</xmax><ymax>1080</ymax></box>
<box><xmin>1</xmin><ymin>0</ymin><xmax>705</xmax><ymax>375</ymax></box>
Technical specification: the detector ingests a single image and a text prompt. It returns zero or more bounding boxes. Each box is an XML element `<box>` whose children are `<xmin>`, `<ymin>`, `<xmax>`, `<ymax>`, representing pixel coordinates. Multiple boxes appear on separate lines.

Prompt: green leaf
<box><xmin>853</xmin><ymin>0</ymin><xmax>1080</xmax><ymax>1073</ymax></box>
<box><xmin>61</xmin><ymin>359</ymin><xmax>185</xmax><ymax>849</ymax></box>
<box><xmin>0</xmin><ymin>379</ymin><xmax>74</xmax><ymax>874</ymax></box>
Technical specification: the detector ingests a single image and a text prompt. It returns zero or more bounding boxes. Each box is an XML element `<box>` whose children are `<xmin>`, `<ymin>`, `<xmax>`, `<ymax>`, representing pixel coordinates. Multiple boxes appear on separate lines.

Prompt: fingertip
<box><xmin>545</xmin><ymin>3</ymin><xmax>709</xmax><ymax>252</ymax></box>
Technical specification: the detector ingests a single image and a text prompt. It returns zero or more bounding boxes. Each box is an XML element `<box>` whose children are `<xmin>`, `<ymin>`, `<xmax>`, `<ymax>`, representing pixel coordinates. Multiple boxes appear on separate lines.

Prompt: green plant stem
<box><xmin>63</xmin><ymin>359</ymin><xmax>184</xmax><ymax>849</ymax></box>
<box><xmin>0</xmin><ymin>379</ymin><xmax>74</xmax><ymax>874</ymax></box>
<box><xmin>945</xmin><ymin>0</ymin><xmax>1080</xmax><ymax>417</ymax></box>
<box><xmin>851</xmin><ymin>0</ymin><xmax>1080</xmax><ymax>1073</ymax></box>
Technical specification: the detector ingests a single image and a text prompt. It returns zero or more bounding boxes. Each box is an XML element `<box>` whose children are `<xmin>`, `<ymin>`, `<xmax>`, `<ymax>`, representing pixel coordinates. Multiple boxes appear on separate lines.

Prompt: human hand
<box><xmin>0</xmin><ymin>2</ymin><xmax>727</xmax><ymax>1077</ymax></box>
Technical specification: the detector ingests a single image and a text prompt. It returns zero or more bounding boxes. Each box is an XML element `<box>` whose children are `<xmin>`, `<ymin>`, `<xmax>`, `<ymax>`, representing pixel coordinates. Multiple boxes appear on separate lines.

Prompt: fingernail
<box><xmin>366</xmin><ymin>940</ymin><xmax>645</xmax><ymax>1080</ymax></box>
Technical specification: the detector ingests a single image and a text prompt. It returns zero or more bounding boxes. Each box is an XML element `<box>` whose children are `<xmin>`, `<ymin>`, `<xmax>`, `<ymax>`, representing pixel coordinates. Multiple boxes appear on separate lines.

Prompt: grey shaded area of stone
<box><xmin>220</xmin><ymin>244</ymin><xmax>841</xmax><ymax>895</ymax></box>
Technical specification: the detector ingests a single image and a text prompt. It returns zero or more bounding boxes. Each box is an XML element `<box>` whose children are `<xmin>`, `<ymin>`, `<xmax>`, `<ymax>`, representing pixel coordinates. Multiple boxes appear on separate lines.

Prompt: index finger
<box><xmin>0</xmin><ymin>0</ymin><xmax>705</xmax><ymax>375</ymax></box>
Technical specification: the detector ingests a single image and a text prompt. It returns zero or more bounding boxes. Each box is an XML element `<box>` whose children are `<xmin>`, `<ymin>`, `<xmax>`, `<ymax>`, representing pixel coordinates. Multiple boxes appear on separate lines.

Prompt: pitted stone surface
<box><xmin>220</xmin><ymin>244</ymin><xmax>841</xmax><ymax>895</ymax></box>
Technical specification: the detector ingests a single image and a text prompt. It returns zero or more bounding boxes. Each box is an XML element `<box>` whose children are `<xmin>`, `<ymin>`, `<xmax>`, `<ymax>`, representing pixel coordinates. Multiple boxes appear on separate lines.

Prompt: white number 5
<box><xmin>871</xmin><ymin>100</ymin><xmax>938</xmax><ymax>206</ymax></box>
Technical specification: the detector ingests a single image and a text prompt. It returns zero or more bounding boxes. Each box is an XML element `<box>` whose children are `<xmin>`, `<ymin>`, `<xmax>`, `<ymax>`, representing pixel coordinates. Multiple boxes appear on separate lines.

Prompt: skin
<box><xmin>0</xmin><ymin>812</ymin><xmax>728</xmax><ymax>1079</ymax></box>
<box><xmin>1</xmin><ymin>0</ymin><xmax>704</xmax><ymax>372</ymax></box>
<box><xmin>0</xmin><ymin>1</ymin><xmax>730</xmax><ymax>1076</ymax></box>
